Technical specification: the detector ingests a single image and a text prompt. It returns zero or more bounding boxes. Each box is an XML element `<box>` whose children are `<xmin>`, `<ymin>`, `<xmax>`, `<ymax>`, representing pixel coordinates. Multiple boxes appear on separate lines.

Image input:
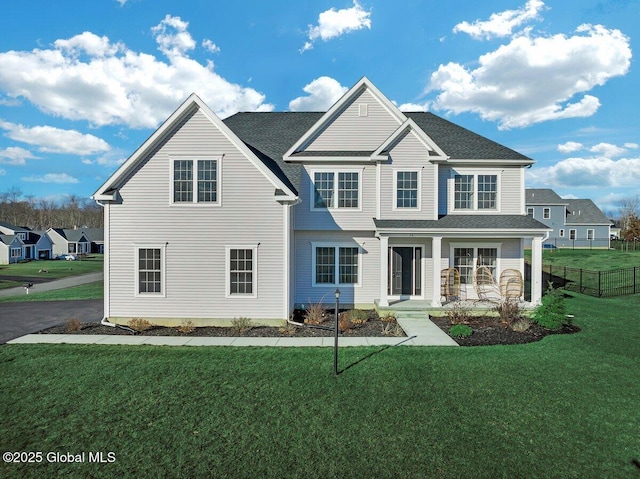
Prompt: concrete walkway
<box><xmin>7</xmin><ymin>315</ymin><xmax>458</xmax><ymax>347</ymax></box>
<box><xmin>0</xmin><ymin>272</ymin><xmax>103</xmax><ymax>298</ymax></box>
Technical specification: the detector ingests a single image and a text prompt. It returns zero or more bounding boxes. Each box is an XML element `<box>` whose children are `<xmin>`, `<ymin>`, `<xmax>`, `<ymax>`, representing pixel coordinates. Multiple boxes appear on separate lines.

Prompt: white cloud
<box><xmin>557</xmin><ymin>141</ymin><xmax>583</xmax><ymax>154</ymax></box>
<box><xmin>22</xmin><ymin>173</ymin><xmax>79</xmax><ymax>184</ymax></box>
<box><xmin>428</xmin><ymin>24</ymin><xmax>631</xmax><ymax>129</ymax></box>
<box><xmin>82</xmin><ymin>151</ymin><xmax>127</xmax><ymax>168</ymax></box>
<box><xmin>589</xmin><ymin>142</ymin><xmax>626</xmax><ymax>157</ymax></box>
<box><xmin>202</xmin><ymin>39</ymin><xmax>220</xmax><ymax>54</ymax></box>
<box><xmin>0</xmin><ymin>146</ymin><xmax>38</xmax><ymax>165</ymax></box>
<box><xmin>527</xmin><ymin>156</ymin><xmax>640</xmax><ymax>188</ymax></box>
<box><xmin>289</xmin><ymin>76</ymin><xmax>348</xmax><ymax>111</ymax></box>
<box><xmin>0</xmin><ymin>17</ymin><xmax>273</xmax><ymax>129</ymax></box>
<box><xmin>453</xmin><ymin>0</ymin><xmax>545</xmax><ymax>40</ymax></box>
<box><xmin>624</xmin><ymin>142</ymin><xmax>639</xmax><ymax>149</ymax></box>
<box><xmin>398</xmin><ymin>102</ymin><xmax>428</xmax><ymax>112</ymax></box>
<box><xmin>301</xmin><ymin>1</ymin><xmax>372</xmax><ymax>52</ymax></box>
<box><xmin>0</xmin><ymin>121</ymin><xmax>110</xmax><ymax>155</ymax></box>
<box><xmin>115</xmin><ymin>0</ymin><xmax>128</xmax><ymax>5</ymax></box>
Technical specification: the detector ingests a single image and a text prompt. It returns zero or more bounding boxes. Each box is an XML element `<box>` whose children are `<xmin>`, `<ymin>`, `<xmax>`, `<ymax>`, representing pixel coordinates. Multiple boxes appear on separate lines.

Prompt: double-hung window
<box><xmin>173</xmin><ymin>159</ymin><xmax>219</xmax><ymax>204</ymax></box>
<box><xmin>543</xmin><ymin>208</ymin><xmax>551</xmax><ymax>219</ymax></box>
<box><xmin>395</xmin><ymin>171</ymin><xmax>419</xmax><ymax>209</ymax></box>
<box><xmin>313</xmin><ymin>244</ymin><xmax>360</xmax><ymax>286</ymax></box>
<box><xmin>10</xmin><ymin>247</ymin><xmax>21</xmax><ymax>259</ymax></box>
<box><xmin>227</xmin><ymin>247</ymin><xmax>257</xmax><ymax>297</ymax></box>
<box><xmin>452</xmin><ymin>245</ymin><xmax>499</xmax><ymax>284</ymax></box>
<box><xmin>137</xmin><ymin>247</ymin><xmax>163</xmax><ymax>295</ymax></box>
<box><xmin>453</xmin><ymin>172</ymin><xmax>498</xmax><ymax>211</ymax></box>
<box><xmin>312</xmin><ymin>171</ymin><xmax>360</xmax><ymax>209</ymax></box>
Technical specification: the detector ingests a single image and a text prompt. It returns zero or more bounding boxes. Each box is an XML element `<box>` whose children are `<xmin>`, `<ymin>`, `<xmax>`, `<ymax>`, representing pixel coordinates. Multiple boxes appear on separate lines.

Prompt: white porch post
<box><xmin>531</xmin><ymin>236</ymin><xmax>543</xmax><ymax>305</ymax></box>
<box><xmin>431</xmin><ymin>236</ymin><xmax>442</xmax><ymax>307</ymax></box>
<box><xmin>379</xmin><ymin>235</ymin><xmax>389</xmax><ymax>307</ymax></box>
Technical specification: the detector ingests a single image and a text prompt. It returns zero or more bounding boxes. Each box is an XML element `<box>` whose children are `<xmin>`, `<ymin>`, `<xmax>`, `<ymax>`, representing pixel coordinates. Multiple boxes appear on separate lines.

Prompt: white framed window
<box><xmin>226</xmin><ymin>246</ymin><xmax>257</xmax><ymax>298</ymax></box>
<box><xmin>17</xmin><ymin>232</ymin><xmax>26</xmax><ymax>240</ymax></box>
<box><xmin>10</xmin><ymin>247</ymin><xmax>21</xmax><ymax>258</ymax></box>
<box><xmin>451</xmin><ymin>171</ymin><xmax>499</xmax><ymax>212</ymax></box>
<box><xmin>172</xmin><ymin>158</ymin><xmax>221</xmax><ymax>205</ymax></box>
<box><xmin>587</xmin><ymin>229</ymin><xmax>595</xmax><ymax>240</ymax></box>
<box><xmin>311</xmin><ymin>170</ymin><xmax>361</xmax><ymax>210</ymax></box>
<box><xmin>450</xmin><ymin>243</ymin><xmax>501</xmax><ymax>285</ymax></box>
<box><xmin>394</xmin><ymin>170</ymin><xmax>420</xmax><ymax>209</ymax></box>
<box><xmin>569</xmin><ymin>229</ymin><xmax>577</xmax><ymax>240</ymax></box>
<box><xmin>559</xmin><ymin>229</ymin><xmax>565</xmax><ymax>238</ymax></box>
<box><xmin>543</xmin><ymin>208</ymin><xmax>551</xmax><ymax>219</ymax></box>
<box><xmin>527</xmin><ymin>207</ymin><xmax>534</xmax><ymax>217</ymax></box>
<box><xmin>135</xmin><ymin>245</ymin><xmax>165</xmax><ymax>296</ymax></box>
<box><xmin>312</xmin><ymin>243</ymin><xmax>361</xmax><ymax>287</ymax></box>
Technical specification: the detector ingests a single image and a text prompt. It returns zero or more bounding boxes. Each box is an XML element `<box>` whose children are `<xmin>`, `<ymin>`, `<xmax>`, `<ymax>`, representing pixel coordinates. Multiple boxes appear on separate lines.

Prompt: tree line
<box><xmin>0</xmin><ymin>187</ymin><xmax>102</xmax><ymax>231</ymax></box>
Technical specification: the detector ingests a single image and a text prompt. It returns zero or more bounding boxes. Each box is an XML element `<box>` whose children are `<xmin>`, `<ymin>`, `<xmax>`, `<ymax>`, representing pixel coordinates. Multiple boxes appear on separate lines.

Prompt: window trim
<box><xmin>311</xmin><ymin>242</ymin><xmax>362</xmax><ymax>287</ymax></box>
<box><xmin>559</xmin><ymin>229</ymin><xmax>565</xmax><ymax>238</ymax></box>
<box><xmin>527</xmin><ymin>207</ymin><xmax>534</xmax><ymax>217</ymax></box>
<box><xmin>449</xmin><ymin>170</ymin><xmax>501</xmax><ymax>213</ymax></box>
<box><xmin>543</xmin><ymin>207</ymin><xmax>551</xmax><ymax>219</ymax></box>
<box><xmin>170</xmin><ymin>156</ymin><xmax>222</xmax><ymax>206</ymax></box>
<box><xmin>10</xmin><ymin>247</ymin><xmax>21</xmax><ymax>258</ymax></box>
<box><xmin>225</xmin><ymin>246</ymin><xmax>258</xmax><ymax>298</ymax></box>
<box><xmin>392</xmin><ymin>169</ymin><xmax>421</xmax><ymax>211</ymax></box>
<box><xmin>569</xmin><ymin>229</ymin><xmax>577</xmax><ymax>240</ymax></box>
<box><xmin>134</xmin><ymin>244</ymin><xmax>166</xmax><ymax>298</ymax></box>
<box><xmin>310</xmin><ymin>168</ymin><xmax>363</xmax><ymax>211</ymax></box>
<box><xmin>587</xmin><ymin>229</ymin><xmax>595</xmax><ymax>240</ymax></box>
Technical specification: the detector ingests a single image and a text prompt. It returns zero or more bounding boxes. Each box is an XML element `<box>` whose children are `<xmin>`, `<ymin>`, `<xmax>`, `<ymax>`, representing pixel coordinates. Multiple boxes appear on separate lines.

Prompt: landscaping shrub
<box><xmin>379</xmin><ymin>312</ymin><xmax>396</xmax><ymax>323</ymax></box>
<box><xmin>338</xmin><ymin>314</ymin><xmax>351</xmax><ymax>333</ymax></box>
<box><xmin>494</xmin><ymin>299</ymin><xmax>523</xmax><ymax>325</ymax></box>
<box><xmin>381</xmin><ymin>322</ymin><xmax>404</xmax><ymax>336</ymax></box>
<box><xmin>178</xmin><ymin>320</ymin><xmax>196</xmax><ymax>334</ymax></box>
<box><xmin>511</xmin><ymin>318</ymin><xmax>532</xmax><ymax>332</ymax></box>
<box><xmin>65</xmin><ymin>318</ymin><xmax>82</xmax><ymax>332</ymax></box>
<box><xmin>531</xmin><ymin>284</ymin><xmax>567</xmax><ymax>330</ymax></box>
<box><xmin>304</xmin><ymin>301</ymin><xmax>326</xmax><ymax>325</ymax></box>
<box><xmin>449</xmin><ymin>324</ymin><xmax>473</xmax><ymax>338</ymax></box>
<box><xmin>446</xmin><ymin>303</ymin><xmax>472</xmax><ymax>324</ymax></box>
<box><xmin>128</xmin><ymin>318</ymin><xmax>152</xmax><ymax>332</ymax></box>
<box><xmin>231</xmin><ymin>317</ymin><xmax>253</xmax><ymax>333</ymax></box>
<box><xmin>348</xmin><ymin>309</ymin><xmax>369</xmax><ymax>326</ymax></box>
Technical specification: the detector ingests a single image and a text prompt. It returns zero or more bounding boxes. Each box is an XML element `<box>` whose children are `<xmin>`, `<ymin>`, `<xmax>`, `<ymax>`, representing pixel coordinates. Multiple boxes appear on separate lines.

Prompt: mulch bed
<box><xmin>37</xmin><ymin>309</ymin><xmax>406</xmax><ymax>338</ymax></box>
<box><xmin>430</xmin><ymin>315</ymin><xmax>580</xmax><ymax>346</ymax></box>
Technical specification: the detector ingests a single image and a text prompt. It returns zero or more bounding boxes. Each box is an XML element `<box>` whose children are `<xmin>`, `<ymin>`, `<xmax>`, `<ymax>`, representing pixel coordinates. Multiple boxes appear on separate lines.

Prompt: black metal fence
<box><xmin>538</xmin><ymin>264</ymin><xmax>640</xmax><ymax>297</ymax></box>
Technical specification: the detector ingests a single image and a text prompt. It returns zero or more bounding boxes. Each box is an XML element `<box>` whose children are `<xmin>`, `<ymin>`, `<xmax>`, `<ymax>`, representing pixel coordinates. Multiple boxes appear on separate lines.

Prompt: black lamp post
<box><xmin>334</xmin><ymin>288</ymin><xmax>340</xmax><ymax>376</ymax></box>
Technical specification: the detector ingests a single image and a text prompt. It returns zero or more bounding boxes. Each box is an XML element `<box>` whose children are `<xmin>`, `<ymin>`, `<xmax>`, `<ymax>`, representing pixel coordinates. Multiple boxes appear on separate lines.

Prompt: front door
<box><xmin>390</xmin><ymin>247</ymin><xmax>418</xmax><ymax>296</ymax></box>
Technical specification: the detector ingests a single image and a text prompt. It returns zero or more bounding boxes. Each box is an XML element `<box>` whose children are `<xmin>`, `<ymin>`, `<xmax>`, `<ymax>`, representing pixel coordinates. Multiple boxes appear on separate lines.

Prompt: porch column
<box><xmin>431</xmin><ymin>236</ymin><xmax>442</xmax><ymax>307</ymax></box>
<box><xmin>379</xmin><ymin>235</ymin><xmax>389</xmax><ymax>307</ymax></box>
<box><xmin>531</xmin><ymin>236</ymin><xmax>543</xmax><ymax>305</ymax></box>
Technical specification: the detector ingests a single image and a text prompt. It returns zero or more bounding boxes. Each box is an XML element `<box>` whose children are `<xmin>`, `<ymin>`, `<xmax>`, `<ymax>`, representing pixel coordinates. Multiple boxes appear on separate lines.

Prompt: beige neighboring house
<box><xmin>93</xmin><ymin>77</ymin><xmax>550</xmax><ymax>326</ymax></box>
<box><xmin>47</xmin><ymin>228</ymin><xmax>92</xmax><ymax>257</ymax></box>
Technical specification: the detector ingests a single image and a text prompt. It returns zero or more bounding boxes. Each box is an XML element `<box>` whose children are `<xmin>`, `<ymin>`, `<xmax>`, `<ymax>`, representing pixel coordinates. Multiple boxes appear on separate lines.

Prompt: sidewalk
<box><xmin>7</xmin><ymin>317</ymin><xmax>458</xmax><ymax>347</ymax></box>
<box><xmin>0</xmin><ymin>272</ymin><xmax>103</xmax><ymax>298</ymax></box>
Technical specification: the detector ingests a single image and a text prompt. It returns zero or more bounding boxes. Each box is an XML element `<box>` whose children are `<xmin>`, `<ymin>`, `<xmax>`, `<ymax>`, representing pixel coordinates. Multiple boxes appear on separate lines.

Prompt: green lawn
<box><xmin>0</xmin><ymin>281</ymin><xmax>103</xmax><ymax>303</ymax></box>
<box><xmin>525</xmin><ymin>248</ymin><xmax>640</xmax><ymax>270</ymax></box>
<box><xmin>1</xmin><ymin>293</ymin><xmax>639</xmax><ymax>478</ymax></box>
<box><xmin>0</xmin><ymin>255</ymin><xmax>103</xmax><ymax>290</ymax></box>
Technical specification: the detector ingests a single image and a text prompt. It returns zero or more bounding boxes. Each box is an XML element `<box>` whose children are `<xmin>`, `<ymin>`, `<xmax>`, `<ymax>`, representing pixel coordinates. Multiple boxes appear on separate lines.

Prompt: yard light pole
<box><xmin>334</xmin><ymin>288</ymin><xmax>340</xmax><ymax>376</ymax></box>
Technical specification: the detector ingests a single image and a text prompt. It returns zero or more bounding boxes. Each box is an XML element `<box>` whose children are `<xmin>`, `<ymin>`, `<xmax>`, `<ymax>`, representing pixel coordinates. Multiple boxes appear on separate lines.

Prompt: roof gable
<box><xmin>283</xmin><ymin>77</ymin><xmax>406</xmax><ymax>160</ymax></box>
<box><xmin>93</xmin><ymin>94</ymin><xmax>297</xmax><ymax>202</ymax></box>
<box><xmin>372</xmin><ymin>118</ymin><xmax>448</xmax><ymax>161</ymax></box>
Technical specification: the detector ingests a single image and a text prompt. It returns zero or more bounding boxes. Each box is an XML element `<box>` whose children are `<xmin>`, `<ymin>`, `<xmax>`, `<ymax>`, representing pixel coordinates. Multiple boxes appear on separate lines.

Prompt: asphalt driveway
<box><xmin>0</xmin><ymin>299</ymin><xmax>103</xmax><ymax>344</ymax></box>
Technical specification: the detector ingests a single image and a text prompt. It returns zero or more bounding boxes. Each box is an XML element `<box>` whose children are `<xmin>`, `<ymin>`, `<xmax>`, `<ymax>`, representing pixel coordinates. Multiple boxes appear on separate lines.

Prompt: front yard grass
<box><xmin>0</xmin><ymin>281</ymin><xmax>103</xmax><ymax>303</ymax></box>
<box><xmin>0</xmin><ymin>255</ymin><xmax>103</xmax><ymax>286</ymax></box>
<box><xmin>525</xmin><ymin>248</ymin><xmax>640</xmax><ymax>270</ymax></box>
<box><xmin>1</xmin><ymin>293</ymin><xmax>639</xmax><ymax>478</ymax></box>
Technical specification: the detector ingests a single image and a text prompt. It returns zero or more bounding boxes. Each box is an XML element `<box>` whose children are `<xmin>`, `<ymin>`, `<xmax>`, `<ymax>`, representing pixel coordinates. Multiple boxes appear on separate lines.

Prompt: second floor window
<box><xmin>396</xmin><ymin>171</ymin><xmax>418</xmax><ymax>208</ymax></box>
<box><xmin>173</xmin><ymin>159</ymin><xmax>218</xmax><ymax>204</ymax></box>
<box><xmin>313</xmin><ymin>171</ymin><xmax>359</xmax><ymax>209</ymax></box>
<box><xmin>543</xmin><ymin>208</ymin><xmax>551</xmax><ymax>219</ymax></box>
<box><xmin>453</xmin><ymin>173</ymin><xmax>498</xmax><ymax>211</ymax></box>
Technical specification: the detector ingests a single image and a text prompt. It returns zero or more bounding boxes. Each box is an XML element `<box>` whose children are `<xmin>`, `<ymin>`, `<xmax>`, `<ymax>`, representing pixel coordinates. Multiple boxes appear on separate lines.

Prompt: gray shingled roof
<box><xmin>374</xmin><ymin>215</ymin><xmax>549</xmax><ymax>230</ymax></box>
<box><xmin>525</xmin><ymin>189</ymin><xmax>567</xmax><ymax>204</ymax></box>
<box><xmin>223</xmin><ymin>111</ymin><xmax>533</xmax><ymax>193</ymax></box>
<box><xmin>566</xmin><ymin>199</ymin><xmax>611</xmax><ymax>225</ymax></box>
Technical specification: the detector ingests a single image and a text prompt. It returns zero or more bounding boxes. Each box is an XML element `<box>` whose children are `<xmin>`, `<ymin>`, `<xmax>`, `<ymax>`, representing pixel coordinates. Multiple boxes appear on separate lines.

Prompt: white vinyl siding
<box><xmin>108</xmin><ymin>107</ymin><xmax>285</xmax><ymax>320</ymax></box>
<box><xmin>306</xmin><ymin>89</ymin><xmax>401</xmax><ymax>152</ymax></box>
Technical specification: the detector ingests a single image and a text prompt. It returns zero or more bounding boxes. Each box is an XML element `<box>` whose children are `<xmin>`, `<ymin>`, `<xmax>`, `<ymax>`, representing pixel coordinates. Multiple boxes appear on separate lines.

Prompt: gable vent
<box><xmin>359</xmin><ymin>103</ymin><xmax>368</xmax><ymax>117</ymax></box>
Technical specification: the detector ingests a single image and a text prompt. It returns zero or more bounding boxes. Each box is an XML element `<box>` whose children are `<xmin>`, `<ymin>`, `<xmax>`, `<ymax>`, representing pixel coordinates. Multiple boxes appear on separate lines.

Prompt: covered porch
<box><xmin>374</xmin><ymin>217</ymin><xmax>549</xmax><ymax>309</ymax></box>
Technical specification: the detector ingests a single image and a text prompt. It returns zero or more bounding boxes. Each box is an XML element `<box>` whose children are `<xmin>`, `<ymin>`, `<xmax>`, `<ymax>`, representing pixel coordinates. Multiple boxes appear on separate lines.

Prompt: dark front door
<box><xmin>391</xmin><ymin>247</ymin><xmax>413</xmax><ymax>295</ymax></box>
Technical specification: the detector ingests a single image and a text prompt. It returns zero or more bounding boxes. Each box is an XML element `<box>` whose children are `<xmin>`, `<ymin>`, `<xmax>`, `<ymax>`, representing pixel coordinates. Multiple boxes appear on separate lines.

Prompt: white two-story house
<box><xmin>93</xmin><ymin>78</ymin><xmax>549</xmax><ymax>326</ymax></box>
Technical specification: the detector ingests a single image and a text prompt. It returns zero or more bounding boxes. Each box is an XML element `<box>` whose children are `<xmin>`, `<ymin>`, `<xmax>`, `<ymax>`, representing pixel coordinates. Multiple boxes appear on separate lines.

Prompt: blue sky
<box><xmin>0</xmin><ymin>0</ymin><xmax>637</xmax><ymax>215</ymax></box>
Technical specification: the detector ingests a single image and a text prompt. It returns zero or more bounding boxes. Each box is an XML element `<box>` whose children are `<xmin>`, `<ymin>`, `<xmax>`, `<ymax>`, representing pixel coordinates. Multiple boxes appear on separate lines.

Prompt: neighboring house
<box><xmin>83</xmin><ymin>227</ymin><xmax>105</xmax><ymax>253</ymax></box>
<box><xmin>526</xmin><ymin>189</ymin><xmax>611</xmax><ymax>248</ymax></box>
<box><xmin>93</xmin><ymin>77</ymin><xmax>549</xmax><ymax>326</ymax></box>
<box><xmin>0</xmin><ymin>234</ymin><xmax>24</xmax><ymax>264</ymax></box>
<box><xmin>47</xmin><ymin>228</ymin><xmax>92</xmax><ymax>256</ymax></box>
<box><xmin>0</xmin><ymin>222</ymin><xmax>53</xmax><ymax>262</ymax></box>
